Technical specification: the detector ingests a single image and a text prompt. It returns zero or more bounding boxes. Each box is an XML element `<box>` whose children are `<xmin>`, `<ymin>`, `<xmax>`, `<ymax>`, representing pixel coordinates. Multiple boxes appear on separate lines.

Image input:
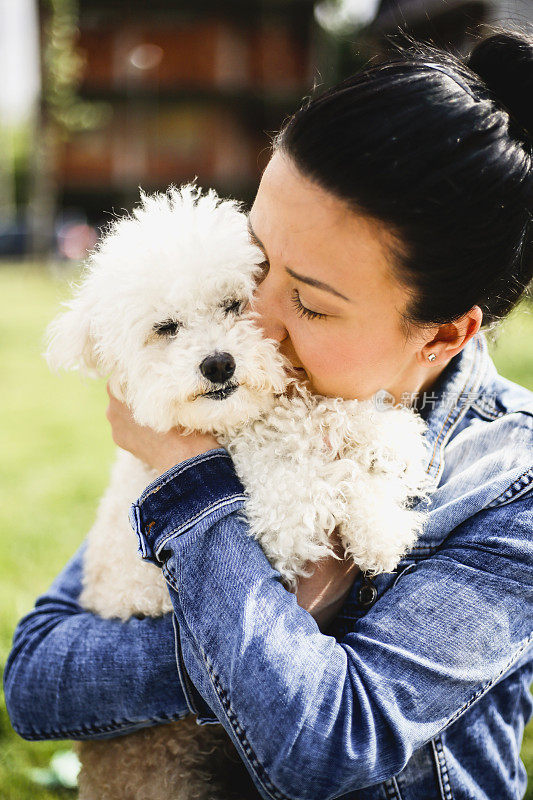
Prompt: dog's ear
<box><xmin>44</xmin><ymin>294</ymin><xmax>101</xmax><ymax>377</ymax></box>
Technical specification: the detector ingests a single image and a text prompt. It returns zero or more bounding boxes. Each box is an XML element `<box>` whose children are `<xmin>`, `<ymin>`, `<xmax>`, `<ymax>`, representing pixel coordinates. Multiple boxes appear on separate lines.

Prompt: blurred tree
<box><xmin>30</xmin><ymin>0</ymin><xmax>109</xmax><ymax>256</ymax></box>
<box><xmin>43</xmin><ymin>0</ymin><xmax>108</xmax><ymax>133</ymax></box>
<box><xmin>313</xmin><ymin>0</ymin><xmax>496</xmax><ymax>114</ymax></box>
<box><xmin>0</xmin><ymin>128</ymin><xmax>16</xmax><ymax>227</ymax></box>
<box><xmin>368</xmin><ymin>0</ymin><xmax>490</xmax><ymax>53</ymax></box>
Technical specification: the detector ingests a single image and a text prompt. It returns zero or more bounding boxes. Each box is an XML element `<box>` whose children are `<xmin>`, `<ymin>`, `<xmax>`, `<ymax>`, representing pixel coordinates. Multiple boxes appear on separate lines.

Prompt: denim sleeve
<box><xmin>130</xmin><ymin>448</ymin><xmax>533</xmax><ymax>800</ymax></box>
<box><xmin>3</xmin><ymin>539</ymin><xmax>191</xmax><ymax>741</ymax></box>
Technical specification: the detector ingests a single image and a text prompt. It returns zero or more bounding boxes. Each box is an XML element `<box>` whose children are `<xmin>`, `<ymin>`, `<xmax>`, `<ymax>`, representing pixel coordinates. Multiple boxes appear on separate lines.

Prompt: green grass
<box><xmin>0</xmin><ymin>264</ymin><xmax>114</xmax><ymax>798</ymax></box>
<box><xmin>0</xmin><ymin>263</ymin><xmax>532</xmax><ymax>798</ymax></box>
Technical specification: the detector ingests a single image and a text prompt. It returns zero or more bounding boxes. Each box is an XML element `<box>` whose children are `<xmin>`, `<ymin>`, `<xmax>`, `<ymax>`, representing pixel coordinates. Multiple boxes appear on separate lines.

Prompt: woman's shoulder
<box><xmin>427</xmin><ymin>333</ymin><xmax>532</xmax><ymax>491</ymax></box>
<box><xmin>451</xmin><ymin>362</ymin><xmax>533</xmax><ymax>450</ymax></box>
<box><xmin>438</xmin><ymin>382</ymin><xmax>533</xmax><ymax>515</ymax></box>
<box><xmin>443</xmin><ymin>357</ymin><xmax>533</xmax><ymax>499</ymax></box>
<box><xmin>411</xmin><ymin>335</ymin><xmax>533</xmax><ymax>557</ymax></box>
<box><xmin>469</xmin><ymin>360</ymin><xmax>533</xmax><ymax>424</ymax></box>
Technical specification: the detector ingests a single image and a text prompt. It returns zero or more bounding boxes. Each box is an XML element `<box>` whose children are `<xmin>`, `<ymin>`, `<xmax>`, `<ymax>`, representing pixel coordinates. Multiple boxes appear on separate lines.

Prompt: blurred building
<box><xmin>30</xmin><ymin>0</ymin><xmax>531</xmax><ymax>256</ymax></box>
<box><xmin>37</xmin><ymin>0</ymin><xmax>319</xmax><ymax>229</ymax></box>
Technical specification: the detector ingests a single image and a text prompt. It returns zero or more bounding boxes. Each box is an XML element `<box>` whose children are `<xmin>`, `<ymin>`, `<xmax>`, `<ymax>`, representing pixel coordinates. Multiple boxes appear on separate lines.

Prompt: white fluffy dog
<box><xmin>45</xmin><ymin>185</ymin><xmax>431</xmax><ymax>800</ymax></box>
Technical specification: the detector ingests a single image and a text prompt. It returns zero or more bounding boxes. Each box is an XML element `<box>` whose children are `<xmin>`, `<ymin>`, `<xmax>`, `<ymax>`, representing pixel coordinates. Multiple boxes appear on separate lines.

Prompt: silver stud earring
<box><xmin>427</xmin><ymin>353</ymin><xmax>437</xmax><ymax>362</ymax></box>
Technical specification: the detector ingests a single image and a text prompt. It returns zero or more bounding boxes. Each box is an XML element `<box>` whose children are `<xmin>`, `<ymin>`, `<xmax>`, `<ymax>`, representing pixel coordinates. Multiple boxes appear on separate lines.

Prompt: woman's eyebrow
<box><xmin>247</xmin><ymin>217</ymin><xmax>352</xmax><ymax>303</ymax></box>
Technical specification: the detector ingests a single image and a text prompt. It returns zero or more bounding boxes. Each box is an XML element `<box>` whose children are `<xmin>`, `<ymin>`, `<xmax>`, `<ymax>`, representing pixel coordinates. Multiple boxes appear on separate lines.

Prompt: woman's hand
<box><xmin>106</xmin><ymin>384</ymin><xmax>358</xmax><ymax>627</ymax></box>
<box><xmin>296</xmin><ymin>532</ymin><xmax>360</xmax><ymax>631</ymax></box>
<box><xmin>105</xmin><ymin>384</ymin><xmax>220</xmax><ymax>474</ymax></box>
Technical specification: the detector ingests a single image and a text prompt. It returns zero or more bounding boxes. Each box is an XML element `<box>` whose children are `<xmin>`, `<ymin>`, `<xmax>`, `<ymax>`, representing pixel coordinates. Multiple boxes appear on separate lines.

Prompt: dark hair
<box><xmin>274</xmin><ymin>26</ymin><xmax>533</xmax><ymax>333</ymax></box>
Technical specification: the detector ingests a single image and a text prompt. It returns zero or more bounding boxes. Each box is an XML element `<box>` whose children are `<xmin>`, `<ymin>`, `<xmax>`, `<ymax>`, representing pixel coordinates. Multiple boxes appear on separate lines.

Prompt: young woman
<box><xmin>5</xmin><ymin>27</ymin><xmax>533</xmax><ymax>800</ymax></box>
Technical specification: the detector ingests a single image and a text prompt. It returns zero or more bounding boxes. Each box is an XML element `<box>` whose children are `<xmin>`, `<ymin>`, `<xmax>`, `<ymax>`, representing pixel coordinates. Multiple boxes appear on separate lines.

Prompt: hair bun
<box><xmin>467</xmin><ymin>29</ymin><xmax>533</xmax><ymax>143</ymax></box>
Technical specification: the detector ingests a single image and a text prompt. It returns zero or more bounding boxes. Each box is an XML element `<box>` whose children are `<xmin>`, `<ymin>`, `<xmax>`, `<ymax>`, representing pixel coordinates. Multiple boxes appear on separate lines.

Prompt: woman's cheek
<box><xmin>316</xmin><ymin>329</ymin><xmax>379</xmax><ymax>396</ymax></box>
<box><xmin>290</xmin><ymin>325</ymin><xmax>326</xmax><ymax>371</ymax></box>
<box><xmin>300</xmin><ymin>335</ymin><xmax>351</xmax><ymax>393</ymax></box>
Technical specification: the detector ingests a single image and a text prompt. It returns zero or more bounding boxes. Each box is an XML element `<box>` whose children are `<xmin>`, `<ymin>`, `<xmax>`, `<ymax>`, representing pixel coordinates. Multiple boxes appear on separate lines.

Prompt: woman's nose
<box><xmin>249</xmin><ymin>279</ymin><xmax>288</xmax><ymax>343</ymax></box>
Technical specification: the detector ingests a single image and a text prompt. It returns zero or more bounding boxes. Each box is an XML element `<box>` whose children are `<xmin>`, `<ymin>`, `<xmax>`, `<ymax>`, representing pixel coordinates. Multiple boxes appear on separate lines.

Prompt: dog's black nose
<box><xmin>199</xmin><ymin>352</ymin><xmax>236</xmax><ymax>384</ymax></box>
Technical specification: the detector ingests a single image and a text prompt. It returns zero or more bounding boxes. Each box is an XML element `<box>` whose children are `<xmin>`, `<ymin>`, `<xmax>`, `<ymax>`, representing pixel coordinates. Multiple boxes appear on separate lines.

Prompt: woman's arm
<box><xmin>4</xmin><ymin>388</ymin><xmax>219</xmax><ymax>741</ymax></box>
<box><xmin>130</xmin><ymin>449</ymin><xmax>533</xmax><ymax>800</ymax></box>
<box><xmin>3</xmin><ymin>395</ymin><xmax>348</xmax><ymax>743</ymax></box>
<box><xmin>3</xmin><ymin>541</ymin><xmax>192</xmax><ymax>741</ymax></box>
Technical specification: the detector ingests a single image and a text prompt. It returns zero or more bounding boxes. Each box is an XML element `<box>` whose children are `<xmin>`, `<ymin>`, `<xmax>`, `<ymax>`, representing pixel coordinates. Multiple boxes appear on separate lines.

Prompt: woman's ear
<box><xmin>44</xmin><ymin>295</ymin><xmax>101</xmax><ymax>377</ymax></box>
<box><xmin>421</xmin><ymin>307</ymin><xmax>483</xmax><ymax>364</ymax></box>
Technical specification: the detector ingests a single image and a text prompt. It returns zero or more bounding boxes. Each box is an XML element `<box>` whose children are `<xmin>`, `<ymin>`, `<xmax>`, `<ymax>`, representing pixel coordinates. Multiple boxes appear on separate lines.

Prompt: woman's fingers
<box><xmin>104</xmin><ymin>381</ymin><xmax>219</xmax><ymax>473</ymax></box>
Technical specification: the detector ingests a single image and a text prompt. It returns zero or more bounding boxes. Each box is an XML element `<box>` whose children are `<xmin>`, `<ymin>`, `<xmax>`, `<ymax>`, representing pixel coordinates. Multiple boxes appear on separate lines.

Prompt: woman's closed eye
<box><xmin>290</xmin><ymin>289</ymin><xmax>329</xmax><ymax>321</ymax></box>
<box><xmin>251</xmin><ymin>245</ymin><xmax>329</xmax><ymax>320</ymax></box>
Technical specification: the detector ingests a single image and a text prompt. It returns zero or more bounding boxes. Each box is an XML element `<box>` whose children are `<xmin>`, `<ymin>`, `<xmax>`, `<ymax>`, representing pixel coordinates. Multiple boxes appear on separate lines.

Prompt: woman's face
<box><xmin>249</xmin><ymin>152</ymin><xmax>434</xmax><ymax>402</ymax></box>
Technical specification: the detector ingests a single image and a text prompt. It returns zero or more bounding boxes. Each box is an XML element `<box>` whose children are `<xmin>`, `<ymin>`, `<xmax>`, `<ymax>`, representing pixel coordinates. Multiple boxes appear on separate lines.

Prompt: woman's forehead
<box><xmin>252</xmin><ymin>151</ymin><xmax>346</xmax><ymax>232</ymax></box>
<box><xmin>251</xmin><ymin>152</ymin><xmax>401</xmax><ymax>294</ymax></box>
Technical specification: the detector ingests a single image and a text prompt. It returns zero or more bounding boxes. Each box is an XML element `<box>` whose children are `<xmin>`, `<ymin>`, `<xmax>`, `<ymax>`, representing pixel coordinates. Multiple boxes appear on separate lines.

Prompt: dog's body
<box><xmin>46</xmin><ymin>185</ymin><xmax>431</xmax><ymax>799</ymax></box>
<box><xmin>76</xmin><ymin>454</ymin><xmax>258</xmax><ymax>800</ymax></box>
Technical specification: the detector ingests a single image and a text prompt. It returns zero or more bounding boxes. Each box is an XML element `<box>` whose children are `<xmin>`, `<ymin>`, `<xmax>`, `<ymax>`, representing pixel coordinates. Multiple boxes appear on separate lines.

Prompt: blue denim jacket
<box><xmin>5</xmin><ymin>331</ymin><xmax>533</xmax><ymax>800</ymax></box>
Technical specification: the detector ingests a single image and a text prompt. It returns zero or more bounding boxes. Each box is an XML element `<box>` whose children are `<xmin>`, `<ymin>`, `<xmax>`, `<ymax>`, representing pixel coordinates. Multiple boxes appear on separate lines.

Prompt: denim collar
<box><xmin>332</xmin><ymin>332</ymin><xmax>499</xmax><ymax>635</ymax></box>
<box><xmin>418</xmin><ymin>331</ymin><xmax>496</xmax><ymax>484</ymax></box>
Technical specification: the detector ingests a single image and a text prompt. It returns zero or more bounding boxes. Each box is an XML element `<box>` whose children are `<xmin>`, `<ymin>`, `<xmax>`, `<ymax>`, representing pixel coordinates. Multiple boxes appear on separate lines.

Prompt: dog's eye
<box><xmin>223</xmin><ymin>299</ymin><xmax>244</xmax><ymax>316</ymax></box>
<box><xmin>153</xmin><ymin>319</ymin><xmax>182</xmax><ymax>337</ymax></box>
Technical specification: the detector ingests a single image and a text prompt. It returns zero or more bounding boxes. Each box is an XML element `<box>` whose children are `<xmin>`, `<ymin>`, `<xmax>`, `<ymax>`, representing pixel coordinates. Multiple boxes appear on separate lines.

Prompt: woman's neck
<box><xmin>388</xmin><ymin>359</ymin><xmax>453</xmax><ymax>410</ymax></box>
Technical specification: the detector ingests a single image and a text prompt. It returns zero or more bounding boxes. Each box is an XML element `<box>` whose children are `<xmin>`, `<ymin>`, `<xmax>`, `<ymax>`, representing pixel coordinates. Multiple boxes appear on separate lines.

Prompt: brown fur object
<box><xmin>77</xmin><ymin>719</ymin><xmax>260</xmax><ymax>799</ymax></box>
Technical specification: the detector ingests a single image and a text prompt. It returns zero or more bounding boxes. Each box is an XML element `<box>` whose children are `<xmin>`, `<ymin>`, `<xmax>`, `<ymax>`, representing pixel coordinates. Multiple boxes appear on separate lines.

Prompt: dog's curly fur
<box><xmin>45</xmin><ymin>185</ymin><xmax>432</xmax><ymax>799</ymax></box>
<box><xmin>75</xmin><ymin>721</ymin><xmax>259</xmax><ymax>800</ymax></box>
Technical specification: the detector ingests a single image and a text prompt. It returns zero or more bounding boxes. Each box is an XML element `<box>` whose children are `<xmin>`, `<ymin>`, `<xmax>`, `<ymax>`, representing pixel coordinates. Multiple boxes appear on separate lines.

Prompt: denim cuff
<box><xmin>129</xmin><ymin>448</ymin><xmax>247</xmax><ymax>564</ymax></box>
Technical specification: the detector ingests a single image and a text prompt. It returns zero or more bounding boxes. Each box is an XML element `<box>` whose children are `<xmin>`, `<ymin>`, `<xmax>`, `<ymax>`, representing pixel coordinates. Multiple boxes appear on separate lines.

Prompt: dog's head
<box><xmin>45</xmin><ymin>184</ymin><xmax>289</xmax><ymax>434</ymax></box>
